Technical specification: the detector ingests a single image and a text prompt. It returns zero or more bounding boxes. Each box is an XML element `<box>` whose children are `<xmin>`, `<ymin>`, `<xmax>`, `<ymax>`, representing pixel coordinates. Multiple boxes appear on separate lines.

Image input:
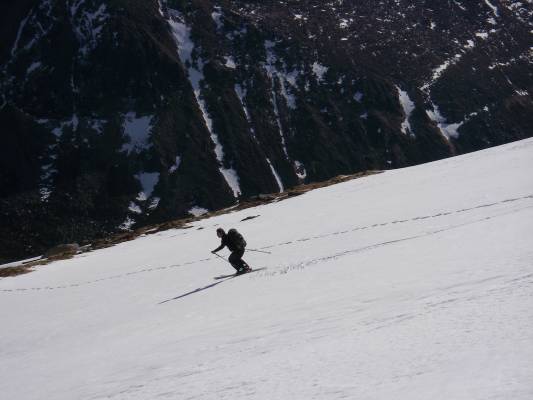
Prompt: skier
<box><xmin>211</xmin><ymin>228</ymin><xmax>252</xmax><ymax>274</ymax></box>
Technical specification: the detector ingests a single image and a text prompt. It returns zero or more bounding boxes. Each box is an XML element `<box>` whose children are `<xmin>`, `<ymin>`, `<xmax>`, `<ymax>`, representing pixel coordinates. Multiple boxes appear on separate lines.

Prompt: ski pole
<box><xmin>213</xmin><ymin>252</ymin><xmax>229</xmax><ymax>263</ymax></box>
<box><xmin>247</xmin><ymin>248</ymin><xmax>272</xmax><ymax>254</ymax></box>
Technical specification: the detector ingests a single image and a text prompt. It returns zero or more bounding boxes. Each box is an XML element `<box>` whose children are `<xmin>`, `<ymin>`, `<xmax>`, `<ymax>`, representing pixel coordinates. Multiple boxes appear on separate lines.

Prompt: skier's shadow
<box><xmin>158</xmin><ymin>277</ymin><xmax>233</xmax><ymax>305</ymax></box>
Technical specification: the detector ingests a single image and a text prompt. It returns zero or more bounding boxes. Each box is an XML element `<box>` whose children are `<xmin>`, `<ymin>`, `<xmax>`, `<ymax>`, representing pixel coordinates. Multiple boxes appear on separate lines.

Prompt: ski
<box><xmin>213</xmin><ymin>267</ymin><xmax>267</xmax><ymax>280</ymax></box>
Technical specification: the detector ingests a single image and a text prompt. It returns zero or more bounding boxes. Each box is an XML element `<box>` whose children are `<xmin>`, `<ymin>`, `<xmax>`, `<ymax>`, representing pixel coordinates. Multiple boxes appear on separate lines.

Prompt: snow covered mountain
<box><xmin>1</xmin><ymin>0</ymin><xmax>532</xmax><ymax>261</ymax></box>
<box><xmin>1</xmin><ymin>138</ymin><xmax>532</xmax><ymax>399</ymax></box>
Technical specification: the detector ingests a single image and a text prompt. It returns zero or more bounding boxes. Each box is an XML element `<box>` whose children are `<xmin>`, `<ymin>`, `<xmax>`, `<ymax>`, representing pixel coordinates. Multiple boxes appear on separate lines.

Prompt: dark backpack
<box><xmin>227</xmin><ymin>228</ymin><xmax>246</xmax><ymax>250</ymax></box>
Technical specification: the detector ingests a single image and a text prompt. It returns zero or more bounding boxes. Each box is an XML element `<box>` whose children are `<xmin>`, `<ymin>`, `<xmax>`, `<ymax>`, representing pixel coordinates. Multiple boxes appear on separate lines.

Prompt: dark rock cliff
<box><xmin>1</xmin><ymin>0</ymin><xmax>531</xmax><ymax>262</ymax></box>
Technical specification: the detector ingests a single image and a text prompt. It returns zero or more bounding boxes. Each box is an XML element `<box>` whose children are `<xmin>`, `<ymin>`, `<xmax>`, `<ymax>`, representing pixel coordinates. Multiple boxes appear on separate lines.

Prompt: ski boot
<box><xmin>236</xmin><ymin>265</ymin><xmax>252</xmax><ymax>275</ymax></box>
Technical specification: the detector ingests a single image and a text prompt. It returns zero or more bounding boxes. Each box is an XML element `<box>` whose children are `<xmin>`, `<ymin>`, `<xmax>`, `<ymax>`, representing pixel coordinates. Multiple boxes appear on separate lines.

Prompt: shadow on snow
<box><xmin>158</xmin><ymin>277</ymin><xmax>234</xmax><ymax>304</ymax></box>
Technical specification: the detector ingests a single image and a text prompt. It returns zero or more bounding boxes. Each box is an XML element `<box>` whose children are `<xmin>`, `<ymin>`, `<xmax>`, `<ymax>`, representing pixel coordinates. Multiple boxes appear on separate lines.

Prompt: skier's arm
<box><xmin>212</xmin><ymin>240</ymin><xmax>226</xmax><ymax>253</ymax></box>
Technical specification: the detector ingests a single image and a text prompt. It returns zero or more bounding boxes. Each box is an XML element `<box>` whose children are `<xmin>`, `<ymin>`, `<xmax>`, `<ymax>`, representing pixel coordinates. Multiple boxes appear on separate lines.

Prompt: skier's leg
<box><xmin>240</xmin><ymin>248</ymin><xmax>251</xmax><ymax>271</ymax></box>
<box><xmin>228</xmin><ymin>252</ymin><xmax>241</xmax><ymax>271</ymax></box>
<box><xmin>231</xmin><ymin>249</ymin><xmax>248</xmax><ymax>273</ymax></box>
<box><xmin>241</xmin><ymin>256</ymin><xmax>251</xmax><ymax>271</ymax></box>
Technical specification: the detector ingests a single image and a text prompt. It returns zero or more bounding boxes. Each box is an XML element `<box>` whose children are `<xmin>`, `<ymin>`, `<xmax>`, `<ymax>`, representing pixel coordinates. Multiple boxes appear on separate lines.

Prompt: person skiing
<box><xmin>211</xmin><ymin>228</ymin><xmax>251</xmax><ymax>274</ymax></box>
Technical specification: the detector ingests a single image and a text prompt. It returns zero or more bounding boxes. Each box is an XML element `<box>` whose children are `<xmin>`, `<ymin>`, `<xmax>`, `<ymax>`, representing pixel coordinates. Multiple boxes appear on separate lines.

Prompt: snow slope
<box><xmin>1</xmin><ymin>139</ymin><xmax>533</xmax><ymax>400</ymax></box>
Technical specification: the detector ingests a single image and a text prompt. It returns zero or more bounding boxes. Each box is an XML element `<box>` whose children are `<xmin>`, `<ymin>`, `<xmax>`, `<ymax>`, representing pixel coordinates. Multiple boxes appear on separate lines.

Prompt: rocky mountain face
<box><xmin>1</xmin><ymin>0</ymin><xmax>531</xmax><ymax>262</ymax></box>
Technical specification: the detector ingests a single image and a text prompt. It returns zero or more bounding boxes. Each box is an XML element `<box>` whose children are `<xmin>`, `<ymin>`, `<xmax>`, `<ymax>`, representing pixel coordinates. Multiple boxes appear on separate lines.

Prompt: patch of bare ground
<box><xmin>0</xmin><ymin>265</ymin><xmax>34</xmax><ymax>278</ymax></box>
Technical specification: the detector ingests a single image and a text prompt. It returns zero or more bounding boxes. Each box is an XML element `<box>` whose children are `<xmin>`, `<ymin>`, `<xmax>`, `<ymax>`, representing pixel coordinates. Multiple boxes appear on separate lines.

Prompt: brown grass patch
<box><xmin>0</xmin><ymin>265</ymin><xmax>34</xmax><ymax>278</ymax></box>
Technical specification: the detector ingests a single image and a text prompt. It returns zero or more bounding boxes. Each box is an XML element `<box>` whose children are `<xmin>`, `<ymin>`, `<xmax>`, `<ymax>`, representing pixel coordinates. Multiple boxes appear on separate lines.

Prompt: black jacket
<box><xmin>214</xmin><ymin>233</ymin><xmax>242</xmax><ymax>253</ymax></box>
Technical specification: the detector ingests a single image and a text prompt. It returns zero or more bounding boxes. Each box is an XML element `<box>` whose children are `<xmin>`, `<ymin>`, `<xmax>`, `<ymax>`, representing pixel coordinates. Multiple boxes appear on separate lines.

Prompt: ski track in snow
<box><xmin>1</xmin><ymin>139</ymin><xmax>533</xmax><ymax>400</ymax></box>
<box><xmin>2</xmin><ymin>193</ymin><xmax>531</xmax><ymax>293</ymax></box>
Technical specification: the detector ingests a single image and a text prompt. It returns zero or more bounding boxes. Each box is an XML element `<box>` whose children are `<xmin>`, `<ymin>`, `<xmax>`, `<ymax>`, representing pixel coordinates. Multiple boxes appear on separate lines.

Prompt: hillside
<box><xmin>1</xmin><ymin>138</ymin><xmax>532</xmax><ymax>399</ymax></box>
<box><xmin>1</xmin><ymin>0</ymin><xmax>532</xmax><ymax>261</ymax></box>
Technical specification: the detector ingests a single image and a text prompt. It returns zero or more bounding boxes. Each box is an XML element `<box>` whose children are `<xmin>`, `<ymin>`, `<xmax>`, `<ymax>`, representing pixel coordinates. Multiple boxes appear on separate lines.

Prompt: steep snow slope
<box><xmin>1</xmin><ymin>139</ymin><xmax>532</xmax><ymax>400</ymax></box>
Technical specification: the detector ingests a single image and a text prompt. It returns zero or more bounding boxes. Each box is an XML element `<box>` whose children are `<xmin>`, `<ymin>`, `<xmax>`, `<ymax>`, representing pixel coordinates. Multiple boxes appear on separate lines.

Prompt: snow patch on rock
<box><xmin>264</xmin><ymin>40</ymin><xmax>298</xmax><ymax>110</ymax></box>
<box><xmin>70</xmin><ymin>3</ymin><xmax>110</xmax><ymax>58</ymax></box>
<box><xmin>118</xmin><ymin>216</ymin><xmax>135</xmax><ymax>231</ymax></box>
<box><xmin>312</xmin><ymin>62</ymin><xmax>329</xmax><ymax>82</ymax></box>
<box><xmin>266</xmin><ymin>158</ymin><xmax>284</xmax><ymax>193</ymax></box>
<box><xmin>128</xmin><ymin>202</ymin><xmax>142</xmax><ymax>214</ymax></box>
<box><xmin>396</xmin><ymin>86</ymin><xmax>415</xmax><ymax>136</ymax></box>
<box><xmin>136</xmin><ymin>172</ymin><xmax>160</xmax><ymax>199</ymax></box>
<box><xmin>426</xmin><ymin>104</ymin><xmax>463</xmax><ymax>140</ymax></box>
<box><xmin>484</xmin><ymin>0</ymin><xmax>500</xmax><ymax>17</ymax></box>
<box><xmin>294</xmin><ymin>160</ymin><xmax>307</xmax><ymax>180</ymax></box>
<box><xmin>224</xmin><ymin>56</ymin><xmax>237</xmax><ymax>69</ymax></box>
<box><xmin>121</xmin><ymin>113</ymin><xmax>153</xmax><ymax>153</ymax></box>
<box><xmin>169</xmin><ymin>156</ymin><xmax>181</xmax><ymax>173</ymax></box>
<box><xmin>235</xmin><ymin>84</ymin><xmax>252</xmax><ymax>127</ymax></box>
<box><xmin>211</xmin><ymin>7</ymin><xmax>224</xmax><ymax>30</ymax></box>
<box><xmin>189</xmin><ymin>206</ymin><xmax>209</xmax><ymax>217</ymax></box>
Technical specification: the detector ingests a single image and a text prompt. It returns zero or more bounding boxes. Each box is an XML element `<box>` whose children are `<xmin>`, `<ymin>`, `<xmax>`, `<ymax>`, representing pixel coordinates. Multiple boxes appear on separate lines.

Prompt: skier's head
<box><xmin>216</xmin><ymin>228</ymin><xmax>225</xmax><ymax>238</ymax></box>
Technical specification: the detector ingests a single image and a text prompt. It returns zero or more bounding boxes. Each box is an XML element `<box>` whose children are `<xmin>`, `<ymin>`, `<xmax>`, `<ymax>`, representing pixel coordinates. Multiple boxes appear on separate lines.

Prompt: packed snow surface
<box><xmin>1</xmin><ymin>139</ymin><xmax>533</xmax><ymax>400</ymax></box>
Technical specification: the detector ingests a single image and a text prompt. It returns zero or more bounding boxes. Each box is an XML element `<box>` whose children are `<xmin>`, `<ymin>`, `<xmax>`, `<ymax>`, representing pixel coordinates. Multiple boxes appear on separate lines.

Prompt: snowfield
<box><xmin>1</xmin><ymin>139</ymin><xmax>533</xmax><ymax>400</ymax></box>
